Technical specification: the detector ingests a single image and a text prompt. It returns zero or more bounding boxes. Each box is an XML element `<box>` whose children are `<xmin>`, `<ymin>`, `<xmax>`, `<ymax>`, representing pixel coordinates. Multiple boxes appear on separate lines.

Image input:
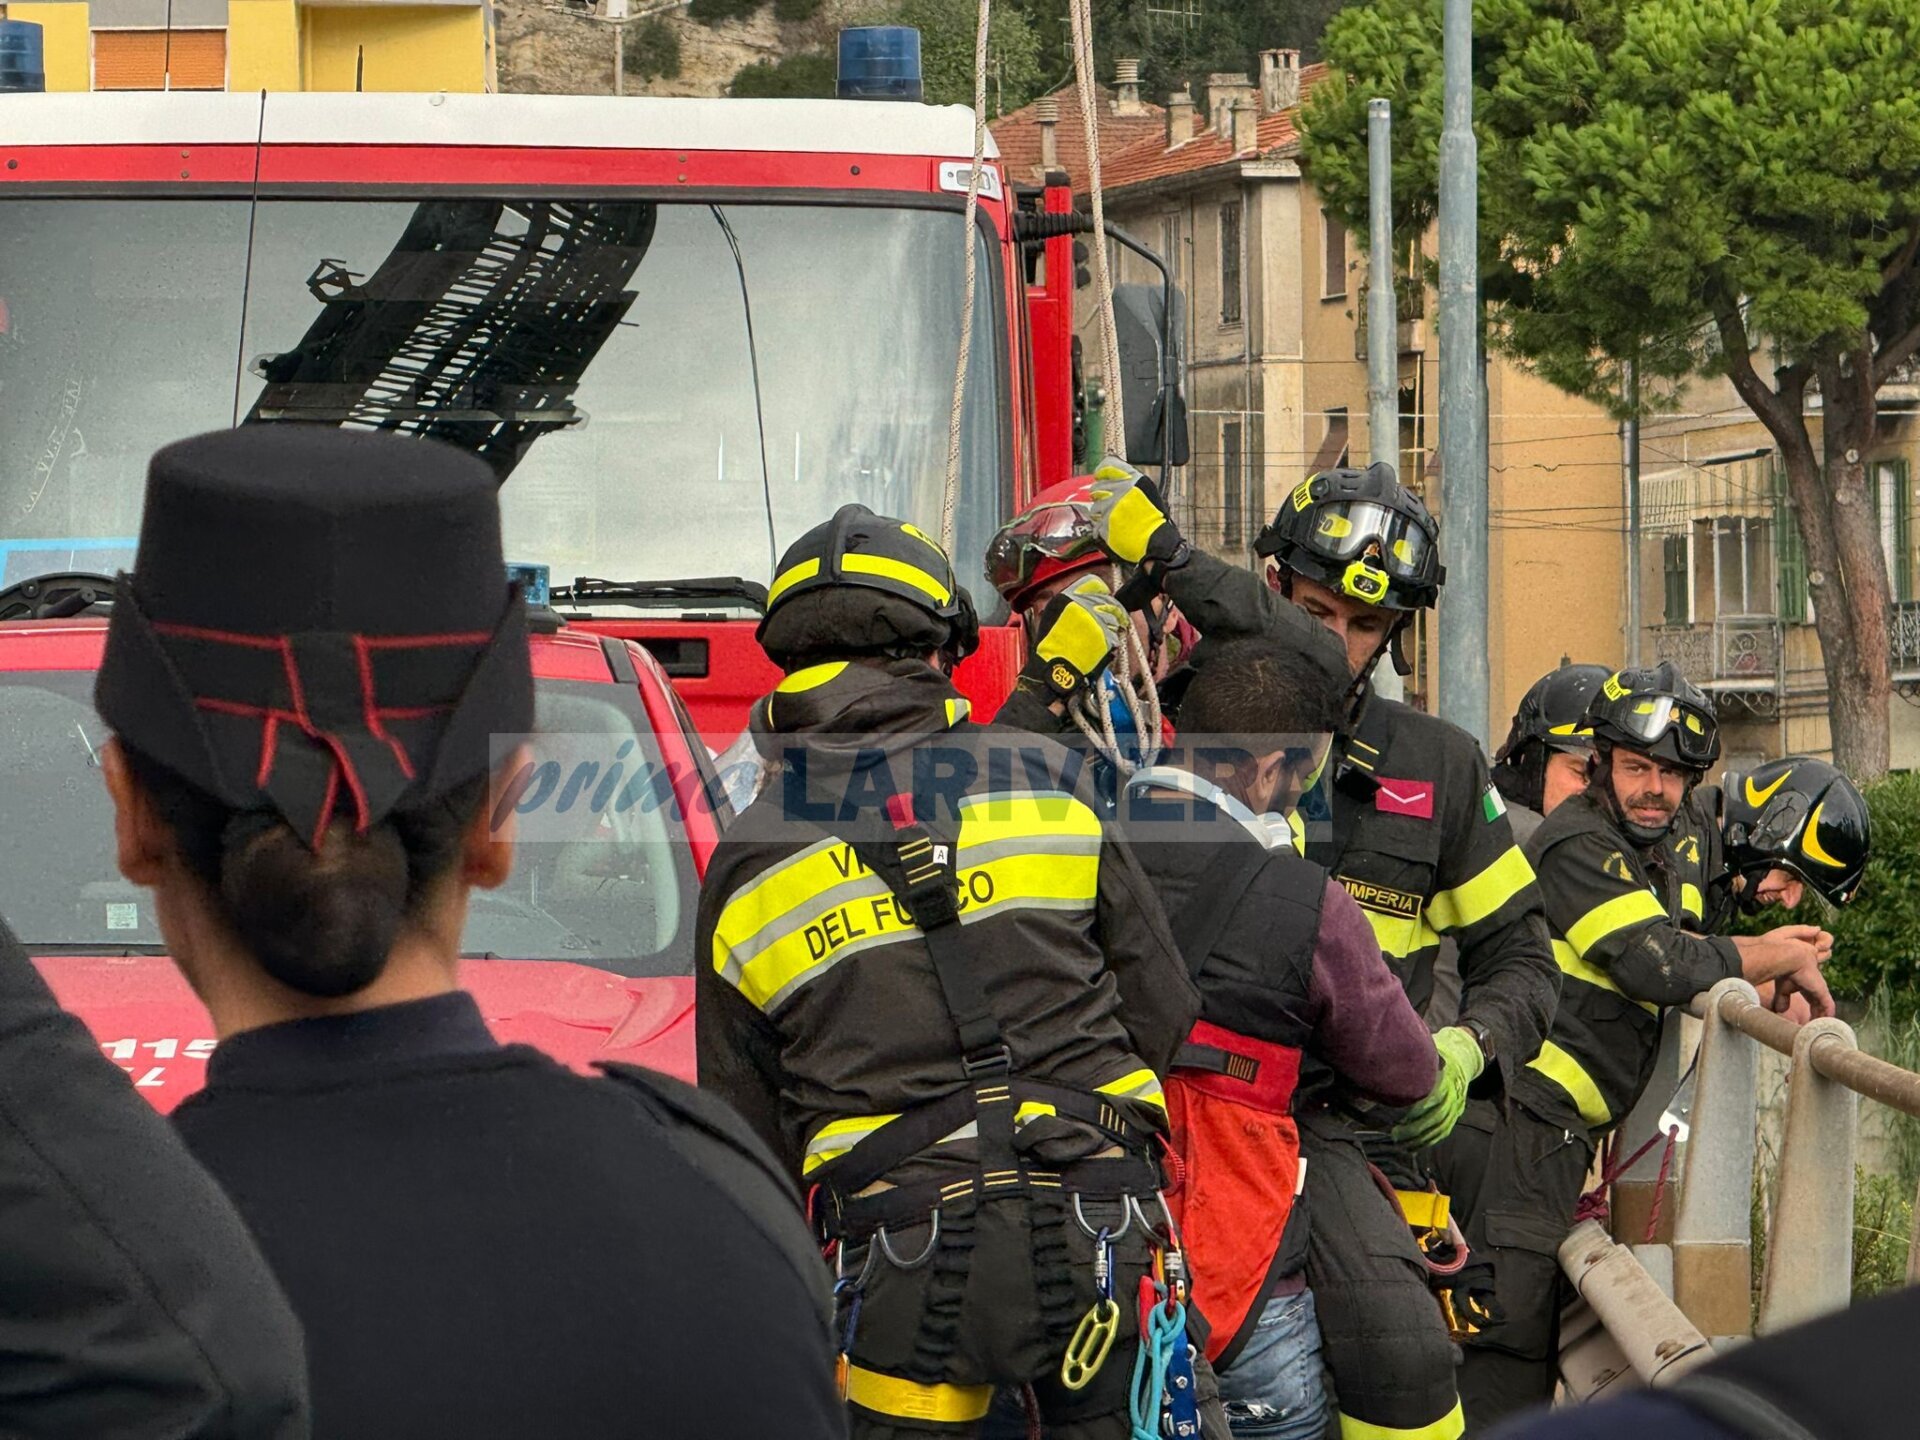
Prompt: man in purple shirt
<box><xmin>1119</xmin><ymin>636</ymin><xmax>1440</xmax><ymax>1439</ymax></box>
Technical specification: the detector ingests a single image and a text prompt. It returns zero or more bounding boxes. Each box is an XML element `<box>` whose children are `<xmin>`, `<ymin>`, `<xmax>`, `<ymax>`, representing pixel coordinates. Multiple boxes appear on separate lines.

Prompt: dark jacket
<box><xmin>697</xmin><ymin>660</ymin><xmax>1199</xmax><ymax>1184</ymax></box>
<box><xmin>1514</xmin><ymin>790</ymin><xmax>1737</xmax><ymax>1135</ymax></box>
<box><xmin>173</xmin><ymin>992</ymin><xmax>840</xmax><ymax>1440</ymax></box>
<box><xmin>0</xmin><ymin>922</ymin><xmax>307</xmax><ymax>1440</ymax></box>
<box><xmin>1162</xmin><ymin>549</ymin><xmax>1559</xmax><ymax>1086</ymax></box>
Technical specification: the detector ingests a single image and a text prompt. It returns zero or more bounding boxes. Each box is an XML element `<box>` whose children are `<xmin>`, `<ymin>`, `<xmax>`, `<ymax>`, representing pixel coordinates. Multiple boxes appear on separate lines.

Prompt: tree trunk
<box><xmin>1811</xmin><ymin>377</ymin><xmax>1894</xmax><ymax>780</ymax></box>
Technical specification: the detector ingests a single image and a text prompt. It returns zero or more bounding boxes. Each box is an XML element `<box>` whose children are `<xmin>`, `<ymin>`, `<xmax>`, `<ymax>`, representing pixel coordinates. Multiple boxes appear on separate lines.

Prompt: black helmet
<box><xmin>1497</xmin><ymin>663</ymin><xmax>1612</xmax><ymax>764</ymax></box>
<box><xmin>1252</xmin><ymin>462</ymin><xmax>1443</xmax><ymax>612</ymax></box>
<box><xmin>1491</xmin><ymin>662</ymin><xmax>1611</xmax><ymax>813</ymax></box>
<box><xmin>757</xmin><ymin>504</ymin><xmax>979</xmax><ymax>668</ymax></box>
<box><xmin>1584</xmin><ymin>662</ymin><xmax>1721</xmax><ymax>772</ymax></box>
<box><xmin>1721</xmin><ymin>757</ymin><xmax>1870</xmax><ymax>906</ymax></box>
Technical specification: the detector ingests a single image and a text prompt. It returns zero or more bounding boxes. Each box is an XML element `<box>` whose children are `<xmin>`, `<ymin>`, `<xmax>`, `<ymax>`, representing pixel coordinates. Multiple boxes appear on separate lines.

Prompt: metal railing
<box><xmin>1648</xmin><ymin>616</ymin><xmax>1784</xmax><ymax>685</ymax></box>
<box><xmin>1557</xmin><ymin>977</ymin><xmax>1920</xmax><ymax>1396</ymax></box>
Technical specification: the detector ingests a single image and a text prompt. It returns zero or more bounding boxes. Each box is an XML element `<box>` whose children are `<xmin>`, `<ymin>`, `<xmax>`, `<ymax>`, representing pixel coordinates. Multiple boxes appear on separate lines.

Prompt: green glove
<box><xmin>1088</xmin><ymin>459</ymin><xmax>1186</xmax><ymax>567</ymax></box>
<box><xmin>1020</xmin><ymin>574</ymin><xmax>1129</xmax><ymax>700</ymax></box>
<box><xmin>1393</xmin><ymin>1026</ymin><xmax>1486</xmax><ymax>1150</ymax></box>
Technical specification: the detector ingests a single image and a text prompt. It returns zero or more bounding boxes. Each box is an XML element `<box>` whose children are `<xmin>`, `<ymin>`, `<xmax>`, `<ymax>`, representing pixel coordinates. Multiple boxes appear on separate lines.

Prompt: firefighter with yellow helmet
<box><xmin>698</xmin><ymin>503</ymin><xmax>1229</xmax><ymax>1438</ymax></box>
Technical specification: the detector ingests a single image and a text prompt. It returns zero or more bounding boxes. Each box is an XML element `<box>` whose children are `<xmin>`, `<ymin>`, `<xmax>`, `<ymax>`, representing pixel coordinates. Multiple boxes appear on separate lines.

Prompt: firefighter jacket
<box><xmin>1118</xmin><ymin>767</ymin><xmax>1439</xmax><ymax>1364</ymax></box>
<box><xmin>1513</xmin><ymin>791</ymin><xmax>1739</xmax><ymax>1136</ymax></box>
<box><xmin>1161</xmin><ymin>548</ymin><xmax>1559</xmax><ymax>1088</ymax></box>
<box><xmin>696</xmin><ymin>658</ymin><xmax>1201</xmax><ymax>1187</ymax></box>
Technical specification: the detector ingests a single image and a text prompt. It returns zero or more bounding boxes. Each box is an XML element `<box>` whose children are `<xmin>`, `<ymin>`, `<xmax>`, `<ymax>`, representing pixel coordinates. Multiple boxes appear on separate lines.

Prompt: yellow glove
<box><xmin>1022</xmin><ymin>574</ymin><xmax>1129</xmax><ymax>699</ymax></box>
<box><xmin>1088</xmin><ymin>459</ymin><xmax>1186</xmax><ymax>567</ymax></box>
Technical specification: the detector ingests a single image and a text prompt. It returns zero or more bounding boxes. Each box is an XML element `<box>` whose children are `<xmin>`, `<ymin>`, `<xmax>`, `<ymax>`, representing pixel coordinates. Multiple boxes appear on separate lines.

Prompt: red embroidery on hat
<box><xmin>256</xmin><ymin>715</ymin><xmax>279</xmax><ymax>790</ymax></box>
<box><xmin>355</xmin><ymin>636</ymin><xmax>416</xmax><ymax>782</ymax></box>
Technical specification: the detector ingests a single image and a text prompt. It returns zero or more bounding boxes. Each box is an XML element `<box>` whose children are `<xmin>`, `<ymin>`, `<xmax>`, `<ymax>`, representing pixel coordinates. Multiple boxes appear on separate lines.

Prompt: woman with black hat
<box><xmin>93</xmin><ymin>425</ymin><xmax>843</xmax><ymax>1440</ymax></box>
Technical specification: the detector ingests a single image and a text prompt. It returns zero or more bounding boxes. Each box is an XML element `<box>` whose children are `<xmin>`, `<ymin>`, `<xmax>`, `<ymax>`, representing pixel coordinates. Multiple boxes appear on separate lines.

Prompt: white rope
<box><xmin>1068</xmin><ymin>0</ymin><xmax>1124</xmax><ymax>462</ymax></box>
<box><xmin>940</xmin><ymin>0</ymin><xmax>993</xmax><ymax>555</ymax></box>
<box><xmin>1068</xmin><ymin>565</ymin><xmax>1162</xmax><ymax>775</ymax></box>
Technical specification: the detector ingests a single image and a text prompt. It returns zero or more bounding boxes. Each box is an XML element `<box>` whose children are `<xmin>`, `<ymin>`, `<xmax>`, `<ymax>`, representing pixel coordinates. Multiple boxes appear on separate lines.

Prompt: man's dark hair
<box><xmin>1178</xmin><ymin>636</ymin><xmax>1349</xmax><ymax>746</ymax></box>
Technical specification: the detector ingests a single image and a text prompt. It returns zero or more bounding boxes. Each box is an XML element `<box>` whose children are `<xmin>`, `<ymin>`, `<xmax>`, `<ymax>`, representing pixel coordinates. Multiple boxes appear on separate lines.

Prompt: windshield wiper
<box><xmin>553</xmin><ymin>576</ymin><xmax>768</xmax><ymax>615</ymax></box>
<box><xmin>29</xmin><ymin>943</ymin><xmax>170</xmax><ymax>957</ymax></box>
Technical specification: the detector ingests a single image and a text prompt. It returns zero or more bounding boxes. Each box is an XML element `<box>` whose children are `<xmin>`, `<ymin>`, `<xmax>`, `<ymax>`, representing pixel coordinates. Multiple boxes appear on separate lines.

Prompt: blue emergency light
<box><xmin>837</xmin><ymin>26</ymin><xmax>923</xmax><ymax>103</ymax></box>
<box><xmin>508</xmin><ymin>562</ymin><xmax>551</xmax><ymax>607</ymax></box>
<box><xmin>0</xmin><ymin>20</ymin><xmax>47</xmax><ymax>94</ymax></box>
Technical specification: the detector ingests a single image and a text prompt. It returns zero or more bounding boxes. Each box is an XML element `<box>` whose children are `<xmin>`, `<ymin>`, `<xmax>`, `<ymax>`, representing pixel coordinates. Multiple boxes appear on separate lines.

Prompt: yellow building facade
<box><xmin>1</xmin><ymin>0</ymin><xmax>491</xmax><ymax>93</ymax></box>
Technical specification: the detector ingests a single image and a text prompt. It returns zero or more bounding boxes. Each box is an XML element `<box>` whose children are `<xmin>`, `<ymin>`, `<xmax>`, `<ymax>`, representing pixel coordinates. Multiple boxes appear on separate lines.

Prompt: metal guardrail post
<box><xmin>1613</xmin><ymin>1010</ymin><xmax>1689</xmax><ymax>1244</ymax></box>
<box><xmin>1757</xmin><ymin>1016</ymin><xmax>1859</xmax><ymax>1334</ymax></box>
<box><xmin>1672</xmin><ymin>978</ymin><xmax>1759</xmax><ymax>1342</ymax></box>
<box><xmin>1560</xmin><ymin>1219</ymin><xmax>1714</xmax><ymax>1386</ymax></box>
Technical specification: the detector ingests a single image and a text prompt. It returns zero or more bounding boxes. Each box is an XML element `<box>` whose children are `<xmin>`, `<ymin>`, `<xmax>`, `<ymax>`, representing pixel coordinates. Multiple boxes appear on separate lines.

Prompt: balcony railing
<box><xmin>1649</xmin><ymin>615</ymin><xmax>1784</xmax><ymax>685</ymax></box>
<box><xmin>1893</xmin><ymin>601</ymin><xmax>1920</xmax><ymax>668</ymax></box>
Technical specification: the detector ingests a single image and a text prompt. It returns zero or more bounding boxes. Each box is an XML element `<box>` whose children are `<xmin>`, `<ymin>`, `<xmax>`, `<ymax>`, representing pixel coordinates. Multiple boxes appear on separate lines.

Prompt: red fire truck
<box><xmin>0</xmin><ymin>86</ymin><xmax>1181</xmax><ymax>1098</ymax></box>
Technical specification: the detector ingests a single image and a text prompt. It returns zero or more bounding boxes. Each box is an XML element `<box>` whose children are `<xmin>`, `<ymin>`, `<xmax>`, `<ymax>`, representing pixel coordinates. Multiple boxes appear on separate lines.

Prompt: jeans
<box><xmin>1215</xmin><ymin>1290</ymin><xmax>1330</xmax><ymax>1440</ymax></box>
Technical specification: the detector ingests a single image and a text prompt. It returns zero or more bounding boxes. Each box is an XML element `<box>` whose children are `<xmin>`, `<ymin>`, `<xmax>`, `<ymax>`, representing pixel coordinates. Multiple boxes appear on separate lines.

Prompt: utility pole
<box><xmin>1368</xmin><ymin>98</ymin><xmax>1405</xmax><ymax>704</ymax></box>
<box><xmin>1624</xmin><ymin>358</ymin><xmax>1642</xmax><ymax>667</ymax></box>
<box><xmin>1437</xmin><ymin>0</ymin><xmax>1489</xmax><ymax>748</ymax></box>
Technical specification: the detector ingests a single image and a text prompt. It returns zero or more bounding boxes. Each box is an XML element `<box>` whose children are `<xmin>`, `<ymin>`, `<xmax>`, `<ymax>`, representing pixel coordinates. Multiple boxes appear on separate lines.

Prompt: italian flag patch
<box><xmin>1482</xmin><ymin>787</ymin><xmax>1507</xmax><ymax>822</ymax></box>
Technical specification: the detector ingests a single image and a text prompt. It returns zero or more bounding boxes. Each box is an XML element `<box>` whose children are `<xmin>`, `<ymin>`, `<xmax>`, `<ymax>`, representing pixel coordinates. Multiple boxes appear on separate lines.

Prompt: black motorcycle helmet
<box><xmin>1492</xmin><ymin>662</ymin><xmax>1611</xmax><ymax>814</ymax></box>
<box><xmin>757</xmin><ymin>504</ymin><xmax>980</xmax><ymax>670</ymax></box>
<box><xmin>1252</xmin><ymin>462</ymin><xmax>1444</xmax><ymax>613</ymax></box>
<box><xmin>1584</xmin><ymin>662</ymin><xmax>1720</xmax><ymax>842</ymax></box>
<box><xmin>1720</xmin><ymin>757</ymin><xmax>1870</xmax><ymax>907</ymax></box>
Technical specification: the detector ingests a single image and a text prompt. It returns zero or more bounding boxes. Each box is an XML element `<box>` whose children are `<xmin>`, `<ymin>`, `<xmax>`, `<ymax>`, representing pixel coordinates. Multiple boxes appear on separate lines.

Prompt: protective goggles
<box><xmin>1304</xmin><ymin>500</ymin><xmax>1435</xmax><ymax>583</ymax></box>
<box><xmin>984</xmin><ymin>501</ymin><xmax>1100</xmax><ymax>596</ymax></box>
<box><xmin>1614</xmin><ymin>695</ymin><xmax>1719</xmax><ymax>764</ymax></box>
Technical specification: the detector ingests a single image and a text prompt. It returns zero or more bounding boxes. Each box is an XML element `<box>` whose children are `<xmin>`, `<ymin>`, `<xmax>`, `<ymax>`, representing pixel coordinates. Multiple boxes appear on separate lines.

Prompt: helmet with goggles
<box><xmin>985</xmin><ymin>477</ymin><xmax>1115</xmax><ymax>610</ymax></box>
<box><xmin>1720</xmin><ymin>757</ymin><xmax>1870</xmax><ymax>907</ymax></box>
<box><xmin>1584</xmin><ymin>662</ymin><xmax>1721</xmax><ymax>772</ymax></box>
<box><xmin>1253</xmin><ymin>462</ymin><xmax>1443</xmax><ymax>612</ymax></box>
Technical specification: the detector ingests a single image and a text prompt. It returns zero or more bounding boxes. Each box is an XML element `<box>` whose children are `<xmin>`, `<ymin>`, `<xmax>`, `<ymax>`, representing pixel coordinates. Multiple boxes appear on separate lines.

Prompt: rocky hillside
<box><xmin>494</xmin><ymin>0</ymin><xmax>859</xmax><ymax>97</ymax></box>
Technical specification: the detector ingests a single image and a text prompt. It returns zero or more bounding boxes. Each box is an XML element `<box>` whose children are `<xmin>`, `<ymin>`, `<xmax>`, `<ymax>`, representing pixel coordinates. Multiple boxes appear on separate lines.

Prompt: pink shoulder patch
<box><xmin>1374</xmin><ymin>780</ymin><xmax>1434</xmax><ymax>819</ymax></box>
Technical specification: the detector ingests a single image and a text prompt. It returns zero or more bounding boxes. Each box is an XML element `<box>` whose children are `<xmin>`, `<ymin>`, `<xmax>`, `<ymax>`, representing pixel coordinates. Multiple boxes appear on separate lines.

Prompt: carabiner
<box><xmin>875</xmin><ymin>1210</ymin><xmax>941</xmax><ymax>1271</ymax></box>
<box><xmin>1072</xmin><ymin>1191</ymin><xmax>1134</xmax><ymax>1241</ymax></box>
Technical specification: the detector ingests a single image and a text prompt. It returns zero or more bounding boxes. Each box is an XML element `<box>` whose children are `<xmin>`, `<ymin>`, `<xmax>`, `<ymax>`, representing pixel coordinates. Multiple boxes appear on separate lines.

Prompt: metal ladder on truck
<box><xmin>246</xmin><ymin>199</ymin><xmax>657</xmax><ymax>479</ymax></box>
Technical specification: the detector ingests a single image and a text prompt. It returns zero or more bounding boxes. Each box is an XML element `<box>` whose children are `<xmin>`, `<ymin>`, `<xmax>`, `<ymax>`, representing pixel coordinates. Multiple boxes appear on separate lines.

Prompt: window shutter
<box><xmin>166</xmin><ymin>30</ymin><xmax>225</xmax><ymax>90</ymax></box>
<box><xmin>1773</xmin><ymin>465</ymin><xmax>1808</xmax><ymax>622</ymax></box>
<box><xmin>93</xmin><ymin>30</ymin><xmax>167</xmax><ymax>89</ymax></box>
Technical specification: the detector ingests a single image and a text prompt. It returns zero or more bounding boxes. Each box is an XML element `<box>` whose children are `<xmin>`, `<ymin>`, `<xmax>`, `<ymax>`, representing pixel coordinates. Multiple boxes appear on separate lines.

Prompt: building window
<box><xmin>1662</xmin><ymin>534</ymin><xmax>1690</xmax><ymax>626</ymax></box>
<box><xmin>1219</xmin><ymin>201</ymin><xmax>1242</xmax><ymax>325</ymax></box>
<box><xmin>93</xmin><ymin>29</ymin><xmax>226</xmax><ymax>90</ymax></box>
<box><xmin>1873</xmin><ymin>459</ymin><xmax>1913</xmax><ymax>602</ymax></box>
<box><xmin>1711</xmin><ymin>516</ymin><xmax>1775</xmax><ymax>616</ymax></box>
<box><xmin>1322</xmin><ymin>211</ymin><xmax>1348</xmax><ymax>298</ymax></box>
<box><xmin>1222</xmin><ymin>420</ymin><xmax>1245</xmax><ymax>547</ymax></box>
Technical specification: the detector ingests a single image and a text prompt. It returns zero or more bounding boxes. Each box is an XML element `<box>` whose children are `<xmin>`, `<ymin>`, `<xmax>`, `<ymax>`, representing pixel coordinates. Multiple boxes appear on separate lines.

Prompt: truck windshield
<box><xmin>0</xmin><ymin>198</ymin><xmax>1006</xmax><ymax>599</ymax></box>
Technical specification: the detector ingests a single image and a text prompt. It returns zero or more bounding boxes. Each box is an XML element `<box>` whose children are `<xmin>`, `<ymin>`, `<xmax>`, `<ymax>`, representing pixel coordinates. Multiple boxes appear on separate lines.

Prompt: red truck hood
<box><xmin>33</xmin><ymin>955</ymin><xmax>694</xmax><ymax>1112</ymax></box>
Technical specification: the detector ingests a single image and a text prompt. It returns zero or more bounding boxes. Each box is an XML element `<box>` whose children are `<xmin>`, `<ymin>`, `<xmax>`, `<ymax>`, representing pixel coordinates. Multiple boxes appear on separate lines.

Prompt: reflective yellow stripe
<box><xmin>1095</xmin><ymin>1067</ymin><xmax>1167</xmax><ymax>1111</ymax></box>
<box><xmin>1361</xmin><ymin>907</ymin><xmax>1442</xmax><ymax>960</ymax></box>
<box><xmin>776</xmin><ymin>661</ymin><xmax>848</xmax><ymax>694</ymax></box>
<box><xmin>846</xmin><ymin>1365</ymin><xmax>993</xmax><ymax>1423</ymax></box>
<box><xmin>1681</xmin><ymin>882</ymin><xmax>1704</xmax><ymax>921</ymax></box>
<box><xmin>840</xmin><ymin>552</ymin><xmax>953</xmax><ymax>604</ymax></box>
<box><xmin>767</xmin><ymin>557</ymin><xmax>820</xmax><ymax>605</ymax></box>
<box><xmin>1552</xmin><ymin>940</ymin><xmax>1657</xmax><ymax>1015</ymax></box>
<box><xmin>801</xmin><ymin>1112</ymin><xmax>902</xmax><ymax>1174</ymax></box>
<box><xmin>1395</xmin><ymin>1189</ymin><xmax>1451</xmax><ymax>1230</ymax></box>
<box><xmin>1338</xmin><ymin>1399</ymin><xmax>1465</xmax><ymax>1440</ymax></box>
<box><xmin>1565</xmin><ymin>889</ymin><xmax>1668</xmax><ymax>954</ymax></box>
<box><xmin>1015</xmin><ymin>1101</ymin><xmax>1058</xmax><ymax>1126</ymax></box>
<box><xmin>713</xmin><ymin>792</ymin><xmax>1104</xmax><ymax>1013</ymax></box>
<box><xmin>944</xmin><ymin>697</ymin><xmax>971</xmax><ymax>728</ymax></box>
<box><xmin>1427</xmin><ymin>846</ymin><xmax>1535</xmax><ymax>932</ymax></box>
<box><xmin>1527</xmin><ymin>1041</ymin><xmax>1612</xmax><ymax>1128</ymax></box>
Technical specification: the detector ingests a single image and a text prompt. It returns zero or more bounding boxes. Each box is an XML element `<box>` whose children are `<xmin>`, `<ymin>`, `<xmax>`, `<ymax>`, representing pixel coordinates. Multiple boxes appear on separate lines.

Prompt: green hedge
<box><xmin>689</xmin><ymin>0</ymin><xmax>764</xmax><ymax>25</ymax></box>
<box><xmin>622</xmin><ymin>17</ymin><xmax>681</xmax><ymax>81</ymax></box>
<box><xmin>729</xmin><ymin>51</ymin><xmax>836</xmax><ymax>96</ymax></box>
<box><xmin>1733</xmin><ymin>772</ymin><xmax>1920</xmax><ymax>1018</ymax></box>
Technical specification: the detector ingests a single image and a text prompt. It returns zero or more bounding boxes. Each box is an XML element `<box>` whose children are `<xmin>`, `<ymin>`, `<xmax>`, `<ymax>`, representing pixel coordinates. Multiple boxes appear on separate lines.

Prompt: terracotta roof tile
<box><xmin>989</xmin><ymin>84</ymin><xmax>1167</xmax><ymax>193</ymax></box>
<box><xmin>1099</xmin><ymin>63</ymin><xmax>1331</xmax><ymax>193</ymax></box>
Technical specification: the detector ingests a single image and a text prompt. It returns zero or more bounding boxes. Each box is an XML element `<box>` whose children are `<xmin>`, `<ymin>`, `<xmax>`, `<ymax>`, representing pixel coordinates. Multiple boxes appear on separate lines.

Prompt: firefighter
<box><xmin>1489</xmin><ymin>664</ymin><xmax>1613</xmax><ymax>843</ymax></box>
<box><xmin>1090</xmin><ymin>458</ymin><xmax>1557</xmax><ymax>1440</ymax></box>
<box><xmin>1702</xmin><ymin>756</ymin><xmax>1871</xmax><ymax>927</ymax></box>
<box><xmin>1434</xmin><ymin>663</ymin><xmax>1838</xmax><ymax>1430</ymax></box>
<box><xmin>94</xmin><ymin>426</ymin><xmax>843</xmax><ymax>1440</ymax></box>
<box><xmin>1117</xmin><ymin>635</ymin><xmax>1442</xmax><ymax>1439</ymax></box>
<box><xmin>0</xmin><ymin>913</ymin><xmax>308</xmax><ymax>1439</ymax></box>
<box><xmin>697</xmin><ymin>503</ymin><xmax>1225</xmax><ymax>1439</ymax></box>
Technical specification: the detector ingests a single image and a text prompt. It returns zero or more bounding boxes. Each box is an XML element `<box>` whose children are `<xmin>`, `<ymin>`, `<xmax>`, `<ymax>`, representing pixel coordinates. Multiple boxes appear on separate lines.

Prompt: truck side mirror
<box><xmin>1112</xmin><ymin>283</ymin><xmax>1189</xmax><ymax>468</ymax></box>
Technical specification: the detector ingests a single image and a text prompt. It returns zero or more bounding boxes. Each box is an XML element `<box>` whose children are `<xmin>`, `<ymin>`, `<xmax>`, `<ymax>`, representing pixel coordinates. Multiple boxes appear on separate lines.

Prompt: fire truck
<box><xmin>0</xmin><ymin>80</ymin><xmax>1186</xmax><ymax>1097</ymax></box>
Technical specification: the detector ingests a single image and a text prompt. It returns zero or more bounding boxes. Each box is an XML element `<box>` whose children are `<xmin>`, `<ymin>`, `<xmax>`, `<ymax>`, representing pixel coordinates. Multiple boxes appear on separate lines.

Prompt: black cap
<box><xmin>1496</xmin><ymin>662</ymin><xmax>1611</xmax><ymax>764</ymax></box>
<box><xmin>1252</xmin><ymin>462</ymin><xmax>1444</xmax><ymax>612</ymax></box>
<box><xmin>96</xmin><ymin>427</ymin><xmax>534</xmax><ymax>849</ymax></box>
<box><xmin>1584</xmin><ymin>661</ymin><xmax>1721</xmax><ymax>771</ymax></box>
